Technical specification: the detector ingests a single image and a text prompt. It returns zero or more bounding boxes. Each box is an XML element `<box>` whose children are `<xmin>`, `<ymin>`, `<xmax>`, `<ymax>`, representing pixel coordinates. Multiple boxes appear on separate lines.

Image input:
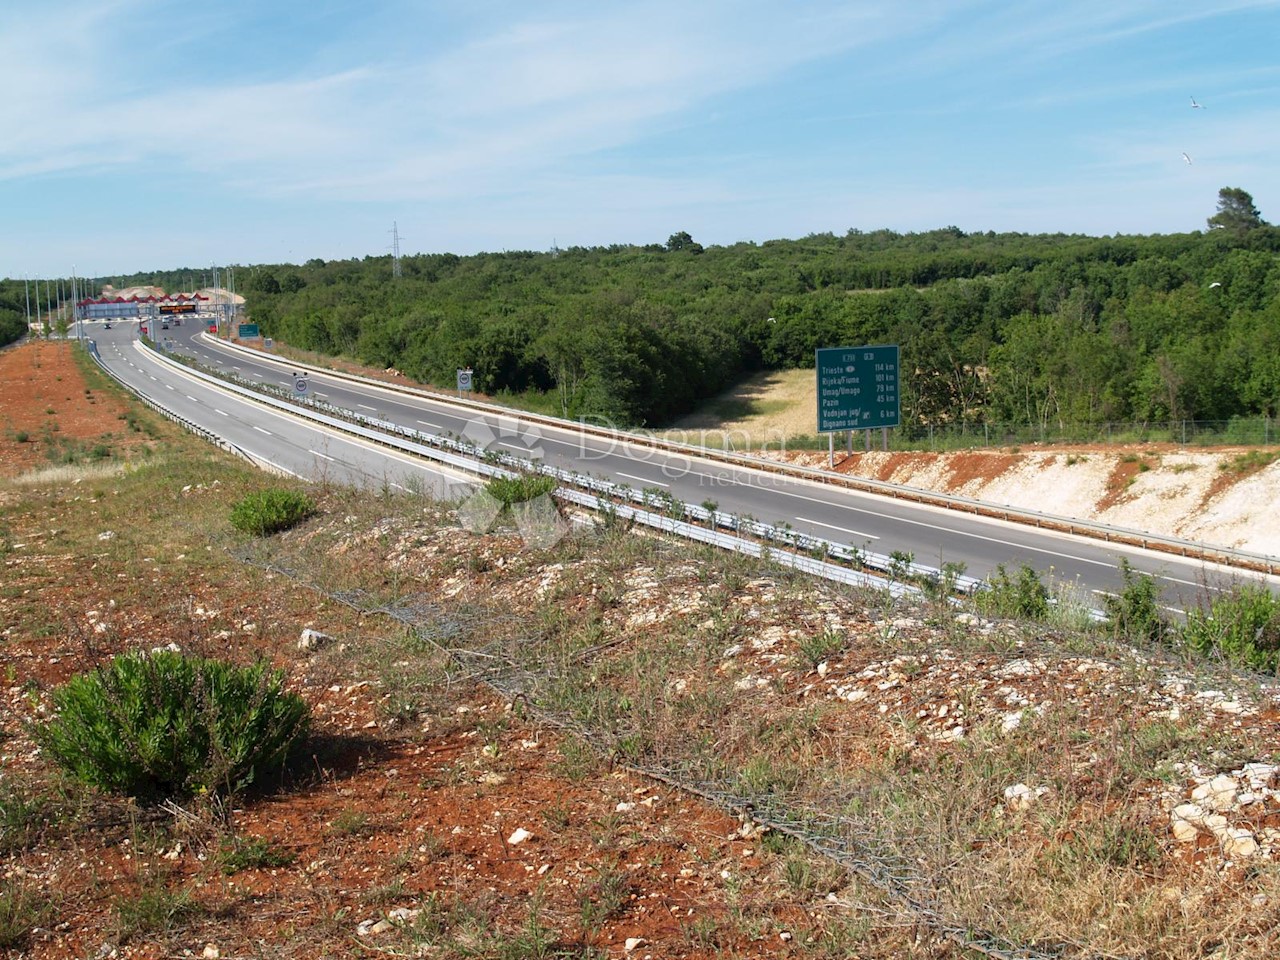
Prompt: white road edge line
<box><xmin>795</xmin><ymin>516</ymin><xmax>880</xmax><ymax>541</ymax></box>
<box><xmin>618</xmin><ymin>472</ymin><xmax>669</xmax><ymax>488</ymax></box>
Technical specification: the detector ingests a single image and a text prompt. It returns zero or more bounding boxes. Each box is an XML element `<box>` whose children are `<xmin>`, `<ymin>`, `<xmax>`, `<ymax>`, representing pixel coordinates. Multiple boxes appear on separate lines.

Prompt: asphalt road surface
<box><xmin>83</xmin><ymin>317</ymin><xmax>1279</xmax><ymax>613</ymax></box>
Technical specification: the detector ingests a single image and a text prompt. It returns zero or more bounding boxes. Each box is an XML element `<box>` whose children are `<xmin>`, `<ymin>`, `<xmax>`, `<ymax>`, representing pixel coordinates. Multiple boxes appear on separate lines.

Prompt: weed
<box><xmin>486</xmin><ymin>473</ymin><xmax>557</xmax><ymax>505</ymax></box>
<box><xmin>0</xmin><ymin>878</ymin><xmax>56</xmax><ymax>950</ymax></box>
<box><xmin>888</xmin><ymin>550</ymin><xmax>915</xmax><ymax>581</ymax></box>
<box><xmin>578</xmin><ymin>864</ymin><xmax>631</xmax><ymax>930</ymax></box>
<box><xmin>542</xmin><ymin>803</ymin><xmax>572</xmax><ymax>830</ymax></box>
<box><xmin>921</xmin><ymin>560</ymin><xmax>968</xmax><ymax>601</ymax></box>
<box><xmin>1220</xmin><ymin>449</ymin><xmax>1280</xmax><ymax>474</ymax></box>
<box><xmin>550</xmin><ymin>742</ymin><xmax>599</xmax><ymax>783</ymax></box>
<box><xmin>975</xmin><ymin>563</ymin><xmax>1049</xmax><ymax>620</ymax></box>
<box><xmin>0</xmin><ymin>782</ymin><xmax>64</xmax><ymax>854</ymax></box>
<box><xmin>328</xmin><ymin>808</ymin><xmax>373</xmax><ymax>838</ymax></box>
<box><xmin>363</xmin><ymin>877</ymin><xmax>407</xmax><ymax>906</ymax></box>
<box><xmin>217</xmin><ymin>835</ymin><xmax>296</xmax><ymax>874</ymax></box>
<box><xmin>489</xmin><ymin>898</ymin><xmax>583</xmax><ymax>959</ymax></box>
<box><xmin>114</xmin><ymin>875</ymin><xmax>198</xmax><ymax>940</ymax></box>
<box><xmin>794</xmin><ymin>627</ymin><xmax>845</xmax><ymax>669</ymax></box>
<box><xmin>1045</xmin><ymin>817</ymin><xmax>1161</xmax><ymax>874</ymax></box>
<box><xmin>681</xmin><ymin>915</ymin><xmax>722</xmax><ymax>948</ymax></box>
<box><xmin>1183</xmin><ymin>582</ymin><xmax>1280</xmax><ymax>672</ymax></box>
<box><xmin>1104</xmin><ymin>559</ymin><xmax>1169</xmax><ymax>645</ymax></box>
<box><xmin>230</xmin><ymin>487</ymin><xmax>317</xmax><ymax>536</ymax></box>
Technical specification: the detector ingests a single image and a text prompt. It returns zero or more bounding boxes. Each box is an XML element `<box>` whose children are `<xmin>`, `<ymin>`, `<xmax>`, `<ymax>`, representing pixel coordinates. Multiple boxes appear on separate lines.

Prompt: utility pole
<box><xmin>390</xmin><ymin>221</ymin><xmax>402</xmax><ymax>278</ymax></box>
<box><xmin>24</xmin><ymin>274</ymin><xmax>30</xmax><ymax>328</ymax></box>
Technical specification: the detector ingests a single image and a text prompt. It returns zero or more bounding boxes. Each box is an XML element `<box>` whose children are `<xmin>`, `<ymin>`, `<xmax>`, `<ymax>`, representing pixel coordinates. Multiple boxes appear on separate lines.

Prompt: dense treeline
<box><xmin>0</xmin><ymin>281</ymin><xmax>32</xmax><ymax>346</ymax></box>
<box><xmin>101</xmin><ymin>207</ymin><xmax>1280</xmax><ymax>431</ymax></box>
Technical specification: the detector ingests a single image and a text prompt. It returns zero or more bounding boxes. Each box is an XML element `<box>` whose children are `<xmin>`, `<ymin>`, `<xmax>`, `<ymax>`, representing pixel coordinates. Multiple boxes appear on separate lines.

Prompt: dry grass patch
<box><xmin>661</xmin><ymin>367</ymin><xmax>819</xmax><ymax>447</ymax></box>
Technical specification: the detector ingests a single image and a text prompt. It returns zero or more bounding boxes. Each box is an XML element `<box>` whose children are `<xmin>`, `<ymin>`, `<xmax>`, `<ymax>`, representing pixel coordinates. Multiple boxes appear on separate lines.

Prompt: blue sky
<box><xmin>4</xmin><ymin>0</ymin><xmax>1279</xmax><ymax>279</ymax></box>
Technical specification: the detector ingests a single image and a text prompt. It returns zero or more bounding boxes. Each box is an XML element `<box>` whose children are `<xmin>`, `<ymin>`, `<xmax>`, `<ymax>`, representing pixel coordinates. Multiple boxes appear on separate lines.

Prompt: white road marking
<box><xmin>253</xmin><ymin>426</ymin><xmax>272</xmax><ymax>435</ymax></box>
<box><xmin>618</xmin><ymin>472</ymin><xmax>669</xmax><ymax>488</ymax></box>
<box><xmin>795</xmin><ymin>516</ymin><xmax>880</xmax><ymax>541</ymax></box>
<box><xmin>357</xmin><ymin>403</ymin><xmax>377</xmax><ymax>411</ymax></box>
<box><xmin>186</xmin><ymin>396</ymin><xmax>199</xmax><ymax>402</ymax></box>
<box><xmin>309</xmin><ymin>450</ymin><xmax>336</xmax><ymax>462</ymax></box>
<box><xmin>677</xmin><ymin>465</ymin><xmax>1114</xmax><ymax>569</ymax></box>
<box><xmin>417</xmin><ymin>420</ymin><xmax>443</xmax><ymax>430</ymax></box>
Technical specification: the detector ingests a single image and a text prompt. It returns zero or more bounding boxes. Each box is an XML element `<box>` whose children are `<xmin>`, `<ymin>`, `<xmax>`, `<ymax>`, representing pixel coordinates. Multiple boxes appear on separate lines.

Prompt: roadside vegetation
<box><xmin>90</xmin><ymin>194</ymin><xmax>1280</xmax><ymax>439</ymax></box>
<box><xmin>229</xmin><ymin>487</ymin><xmax>317</xmax><ymax>536</ymax></box>
<box><xmin>2</xmin><ymin>348</ymin><xmax>1279</xmax><ymax>958</ymax></box>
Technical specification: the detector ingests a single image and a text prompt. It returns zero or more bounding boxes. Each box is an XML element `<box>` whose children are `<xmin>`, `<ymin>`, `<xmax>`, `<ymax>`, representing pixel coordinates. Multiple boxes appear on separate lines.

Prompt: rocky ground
<box><xmin>2</xmin><ymin>339</ymin><xmax>1279</xmax><ymax>959</ymax></box>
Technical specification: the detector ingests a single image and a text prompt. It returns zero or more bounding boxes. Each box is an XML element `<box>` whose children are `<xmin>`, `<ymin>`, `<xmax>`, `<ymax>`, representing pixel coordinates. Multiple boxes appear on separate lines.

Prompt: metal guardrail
<box><xmin>198</xmin><ymin>334</ymin><xmax>1280</xmax><ymax>576</ymax></box>
<box><xmin>85</xmin><ymin>339</ymin><xmax>274</xmax><ymax>473</ymax></box>
<box><xmin>132</xmin><ymin>339</ymin><xmax>951</xmax><ymax>598</ymax></box>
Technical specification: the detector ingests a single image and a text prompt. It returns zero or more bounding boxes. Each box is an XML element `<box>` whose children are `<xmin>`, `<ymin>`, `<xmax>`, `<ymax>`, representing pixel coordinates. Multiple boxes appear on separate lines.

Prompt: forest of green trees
<box><xmin>15</xmin><ymin>188</ymin><xmax>1279</xmax><ymax>433</ymax></box>
<box><xmin>0</xmin><ymin>281</ymin><xmax>31</xmax><ymax>346</ymax></box>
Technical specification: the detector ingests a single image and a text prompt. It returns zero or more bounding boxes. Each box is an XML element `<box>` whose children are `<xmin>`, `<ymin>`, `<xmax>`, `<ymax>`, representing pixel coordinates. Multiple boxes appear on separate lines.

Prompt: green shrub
<box><xmin>485</xmin><ymin>473</ymin><xmax>557</xmax><ymax>505</ymax></box>
<box><xmin>37</xmin><ymin>651</ymin><xmax>310</xmax><ymax>801</ymax></box>
<box><xmin>1183</xmin><ymin>583</ymin><xmax>1280</xmax><ymax>672</ymax></box>
<box><xmin>975</xmin><ymin>563</ymin><xmax>1049</xmax><ymax>620</ymax></box>
<box><xmin>230</xmin><ymin>488</ymin><xmax>316</xmax><ymax>536</ymax></box>
<box><xmin>1104</xmin><ymin>559</ymin><xmax>1168</xmax><ymax>645</ymax></box>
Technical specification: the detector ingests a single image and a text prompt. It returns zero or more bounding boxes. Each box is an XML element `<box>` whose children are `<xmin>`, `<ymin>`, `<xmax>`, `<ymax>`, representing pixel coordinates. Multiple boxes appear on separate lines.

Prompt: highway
<box><xmin>87</xmin><ymin>316</ymin><xmax>1278</xmax><ymax>613</ymax></box>
<box><xmin>83</xmin><ymin>319</ymin><xmax>478</xmax><ymax>499</ymax></box>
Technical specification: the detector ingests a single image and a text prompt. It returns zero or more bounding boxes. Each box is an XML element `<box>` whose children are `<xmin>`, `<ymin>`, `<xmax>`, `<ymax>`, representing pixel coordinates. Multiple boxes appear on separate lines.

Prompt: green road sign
<box><xmin>237</xmin><ymin>323</ymin><xmax>260</xmax><ymax>338</ymax></box>
<box><xmin>816</xmin><ymin>345</ymin><xmax>900</xmax><ymax>432</ymax></box>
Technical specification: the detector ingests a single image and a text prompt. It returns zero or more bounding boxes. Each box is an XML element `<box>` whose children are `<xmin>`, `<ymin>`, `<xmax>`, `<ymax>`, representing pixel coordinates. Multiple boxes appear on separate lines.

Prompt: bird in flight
<box><xmin>1190</xmin><ymin>96</ymin><xmax>1205</xmax><ymax>109</ymax></box>
<box><xmin>1182</xmin><ymin>152</ymin><xmax>1193</xmax><ymax>165</ymax></box>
